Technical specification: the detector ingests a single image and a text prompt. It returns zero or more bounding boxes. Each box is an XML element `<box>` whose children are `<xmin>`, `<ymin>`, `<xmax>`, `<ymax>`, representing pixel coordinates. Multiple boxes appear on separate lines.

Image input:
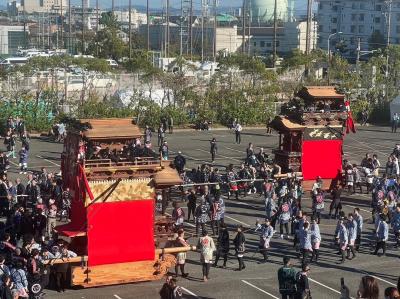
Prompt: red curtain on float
<box><xmin>87</xmin><ymin>200</ymin><xmax>155</xmax><ymax>266</ymax></box>
<box><xmin>302</xmin><ymin>140</ymin><xmax>343</xmax><ymax>180</ymax></box>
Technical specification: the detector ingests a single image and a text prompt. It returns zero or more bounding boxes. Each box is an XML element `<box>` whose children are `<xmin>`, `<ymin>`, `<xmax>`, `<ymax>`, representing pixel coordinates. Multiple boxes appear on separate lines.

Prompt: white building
<box><xmin>114</xmin><ymin>9</ymin><xmax>147</xmax><ymax>29</ymax></box>
<box><xmin>317</xmin><ymin>0</ymin><xmax>400</xmax><ymax>57</ymax></box>
<box><xmin>248</xmin><ymin>21</ymin><xmax>317</xmax><ymax>55</ymax></box>
<box><xmin>23</xmin><ymin>0</ymin><xmax>69</xmax><ymax>13</ymax></box>
<box><xmin>0</xmin><ymin>25</ymin><xmax>26</xmax><ymax>55</ymax></box>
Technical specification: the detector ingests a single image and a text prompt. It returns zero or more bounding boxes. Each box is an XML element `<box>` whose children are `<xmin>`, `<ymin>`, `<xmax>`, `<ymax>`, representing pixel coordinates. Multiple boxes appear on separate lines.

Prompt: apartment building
<box><xmin>317</xmin><ymin>0</ymin><xmax>400</xmax><ymax>57</ymax></box>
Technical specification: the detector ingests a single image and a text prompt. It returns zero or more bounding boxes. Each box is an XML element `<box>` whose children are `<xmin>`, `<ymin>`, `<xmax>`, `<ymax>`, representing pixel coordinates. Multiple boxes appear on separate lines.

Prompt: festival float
<box><xmin>270</xmin><ymin>86</ymin><xmax>355</xmax><ymax>190</ymax></box>
<box><xmin>55</xmin><ymin>118</ymin><xmax>193</xmax><ymax>287</ymax></box>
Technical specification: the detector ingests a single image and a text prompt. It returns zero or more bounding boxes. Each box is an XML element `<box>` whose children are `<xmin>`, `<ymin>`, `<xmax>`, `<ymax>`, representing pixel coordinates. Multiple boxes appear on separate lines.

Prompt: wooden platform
<box><xmin>71</xmin><ymin>254</ymin><xmax>176</xmax><ymax>288</ymax></box>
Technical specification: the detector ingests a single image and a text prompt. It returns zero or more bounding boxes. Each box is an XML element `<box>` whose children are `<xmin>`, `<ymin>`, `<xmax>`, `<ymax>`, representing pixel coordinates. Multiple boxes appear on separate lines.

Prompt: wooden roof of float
<box><xmin>269</xmin><ymin>116</ymin><xmax>305</xmax><ymax>132</ymax></box>
<box><xmin>153</xmin><ymin>166</ymin><xmax>183</xmax><ymax>188</ymax></box>
<box><xmin>298</xmin><ymin>86</ymin><xmax>345</xmax><ymax>101</ymax></box>
<box><xmin>79</xmin><ymin>118</ymin><xmax>143</xmax><ymax>140</ymax></box>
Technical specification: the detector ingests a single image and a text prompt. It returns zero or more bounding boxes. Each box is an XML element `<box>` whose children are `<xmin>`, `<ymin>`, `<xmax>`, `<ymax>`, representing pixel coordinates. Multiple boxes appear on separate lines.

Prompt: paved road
<box><xmin>2</xmin><ymin>126</ymin><xmax>400</xmax><ymax>299</ymax></box>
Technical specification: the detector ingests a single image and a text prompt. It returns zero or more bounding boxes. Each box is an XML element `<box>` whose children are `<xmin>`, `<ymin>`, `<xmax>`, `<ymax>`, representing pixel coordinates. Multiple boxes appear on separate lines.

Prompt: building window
<box><xmin>266</xmin><ymin>42</ymin><xmax>271</xmax><ymax>47</ymax></box>
<box><xmin>253</xmin><ymin>42</ymin><xmax>257</xmax><ymax>46</ymax></box>
<box><xmin>332</xmin><ymin>5</ymin><xmax>338</xmax><ymax>12</ymax></box>
<box><xmin>351</xmin><ymin>14</ymin><xmax>356</xmax><ymax>21</ymax></box>
<box><xmin>397</xmin><ymin>13</ymin><xmax>400</xmax><ymax>22</ymax></box>
<box><xmin>374</xmin><ymin>17</ymin><xmax>381</xmax><ymax>23</ymax></box>
<box><xmin>359</xmin><ymin>14</ymin><xmax>364</xmax><ymax>21</ymax></box>
<box><xmin>360</xmin><ymin>3</ymin><xmax>365</xmax><ymax>9</ymax></box>
<box><xmin>375</xmin><ymin>5</ymin><xmax>382</xmax><ymax>11</ymax></box>
<box><xmin>359</xmin><ymin>25</ymin><xmax>365</xmax><ymax>33</ymax></box>
<box><xmin>331</xmin><ymin>28</ymin><xmax>337</xmax><ymax>33</ymax></box>
<box><xmin>319</xmin><ymin>3</ymin><xmax>323</xmax><ymax>10</ymax></box>
<box><xmin>260</xmin><ymin>41</ymin><xmax>265</xmax><ymax>47</ymax></box>
<box><xmin>332</xmin><ymin>17</ymin><xmax>337</xmax><ymax>23</ymax></box>
<box><xmin>319</xmin><ymin>25</ymin><xmax>323</xmax><ymax>32</ymax></box>
<box><xmin>351</xmin><ymin>3</ymin><xmax>357</xmax><ymax>9</ymax></box>
<box><xmin>351</xmin><ymin>25</ymin><xmax>356</xmax><ymax>33</ymax></box>
<box><xmin>276</xmin><ymin>41</ymin><xmax>280</xmax><ymax>47</ymax></box>
<box><xmin>396</xmin><ymin>25</ymin><xmax>400</xmax><ymax>34</ymax></box>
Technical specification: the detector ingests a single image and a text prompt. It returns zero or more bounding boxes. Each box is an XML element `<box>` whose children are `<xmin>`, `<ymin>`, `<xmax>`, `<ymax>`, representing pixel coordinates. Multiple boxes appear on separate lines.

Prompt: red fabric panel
<box><xmin>87</xmin><ymin>200</ymin><xmax>155</xmax><ymax>266</ymax></box>
<box><xmin>69</xmin><ymin>164</ymin><xmax>87</xmax><ymax>230</ymax></box>
<box><xmin>55</xmin><ymin>223</ymin><xmax>86</xmax><ymax>237</ymax></box>
<box><xmin>79</xmin><ymin>165</ymin><xmax>94</xmax><ymax>201</ymax></box>
<box><xmin>302</xmin><ymin>140</ymin><xmax>343</xmax><ymax>180</ymax></box>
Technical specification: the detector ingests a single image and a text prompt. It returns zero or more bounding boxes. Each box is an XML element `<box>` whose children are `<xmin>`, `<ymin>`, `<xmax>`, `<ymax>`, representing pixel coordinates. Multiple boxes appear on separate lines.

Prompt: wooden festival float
<box><xmin>270</xmin><ymin>86</ymin><xmax>355</xmax><ymax>190</ymax></box>
<box><xmin>56</xmin><ymin>118</ymin><xmax>194</xmax><ymax>287</ymax></box>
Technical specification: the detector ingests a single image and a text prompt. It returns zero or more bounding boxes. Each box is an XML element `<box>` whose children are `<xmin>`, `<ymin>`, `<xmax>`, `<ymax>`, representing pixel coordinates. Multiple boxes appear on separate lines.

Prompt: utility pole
<box><xmin>305</xmin><ymin>0</ymin><xmax>313</xmax><ymax>55</ymax></box>
<box><xmin>69</xmin><ymin>0</ymin><xmax>72</xmax><ymax>54</ymax></box>
<box><xmin>82</xmin><ymin>0</ymin><xmax>85</xmax><ymax>54</ymax></box>
<box><xmin>180</xmin><ymin>0</ymin><xmax>184</xmax><ymax>56</ymax></box>
<box><xmin>247</xmin><ymin>6</ymin><xmax>251</xmax><ymax>55</ymax></box>
<box><xmin>23</xmin><ymin>2</ymin><xmax>26</xmax><ymax>48</ymax></box>
<box><xmin>96</xmin><ymin>0</ymin><xmax>99</xmax><ymax>56</ymax></box>
<box><xmin>189</xmin><ymin>0</ymin><xmax>193</xmax><ymax>59</ymax></box>
<box><xmin>386</xmin><ymin>0</ymin><xmax>392</xmax><ymax>77</ymax></box>
<box><xmin>166</xmin><ymin>0</ymin><xmax>170</xmax><ymax>58</ymax></box>
<box><xmin>273</xmin><ymin>0</ymin><xmax>277</xmax><ymax>67</ymax></box>
<box><xmin>213</xmin><ymin>0</ymin><xmax>217</xmax><ymax>62</ymax></box>
<box><xmin>242</xmin><ymin>0</ymin><xmax>246</xmax><ymax>54</ymax></box>
<box><xmin>147</xmin><ymin>0</ymin><xmax>150</xmax><ymax>51</ymax></box>
<box><xmin>356</xmin><ymin>37</ymin><xmax>361</xmax><ymax>68</ymax></box>
<box><xmin>60</xmin><ymin>0</ymin><xmax>63</xmax><ymax>49</ymax></box>
<box><xmin>201</xmin><ymin>1</ymin><xmax>205</xmax><ymax>61</ymax></box>
<box><xmin>129</xmin><ymin>0</ymin><xmax>132</xmax><ymax>59</ymax></box>
<box><xmin>385</xmin><ymin>0</ymin><xmax>392</xmax><ymax>101</ymax></box>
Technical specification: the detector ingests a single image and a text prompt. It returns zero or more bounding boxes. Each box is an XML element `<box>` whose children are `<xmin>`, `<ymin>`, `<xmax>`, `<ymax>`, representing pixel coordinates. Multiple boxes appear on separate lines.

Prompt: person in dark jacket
<box><xmin>174</xmin><ymin>152</ymin><xmax>186</xmax><ymax>173</ymax></box>
<box><xmin>186</xmin><ymin>189</ymin><xmax>197</xmax><ymax>222</ymax></box>
<box><xmin>18</xmin><ymin>146</ymin><xmax>28</xmax><ymax>174</ymax></box>
<box><xmin>214</xmin><ymin>224</ymin><xmax>230</xmax><ymax>268</ymax></box>
<box><xmin>278</xmin><ymin>256</ymin><xmax>298</xmax><ymax>299</ymax></box>
<box><xmin>210</xmin><ymin>138</ymin><xmax>217</xmax><ymax>163</ymax></box>
<box><xmin>295</xmin><ymin>263</ymin><xmax>311</xmax><ymax>299</ymax></box>
<box><xmin>329</xmin><ymin>185</ymin><xmax>342</xmax><ymax>219</ymax></box>
<box><xmin>233</xmin><ymin>225</ymin><xmax>246</xmax><ymax>271</ymax></box>
<box><xmin>15</xmin><ymin>179</ymin><xmax>25</xmax><ymax>207</ymax></box>
<box><xmin>33</xmin><ymin>209</ymin><xmax>46</xmax><ymax>242</ymax></box>
<box><xmin>159</xmin><ymin>275</ymin><xmax>173</xmax><ymax>299</ymax></box>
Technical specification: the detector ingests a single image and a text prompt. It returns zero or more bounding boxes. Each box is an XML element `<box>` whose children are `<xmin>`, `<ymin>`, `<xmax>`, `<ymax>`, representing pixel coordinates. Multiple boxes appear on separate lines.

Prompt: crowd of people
<box><xmin>2</xmin><ymin>115</ymin><xmax>400</xmax><ymax>299</ymax></box>
<box><xmin>0</xmin><ymin>118</ymin><xmax>78</xmax><ymax>298</ymax></box>
<box><xmin>158</xmin><ymin>131</ymin><xmax>400</xmax><ymax>299</ymax></box>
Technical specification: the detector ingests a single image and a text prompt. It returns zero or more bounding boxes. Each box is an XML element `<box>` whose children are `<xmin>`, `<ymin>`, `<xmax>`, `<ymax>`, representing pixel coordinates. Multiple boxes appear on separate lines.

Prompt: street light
<box><xmin>327</xmin><ymin>31</ymin><xmax>342</xmax><ymax>84</ymax></box>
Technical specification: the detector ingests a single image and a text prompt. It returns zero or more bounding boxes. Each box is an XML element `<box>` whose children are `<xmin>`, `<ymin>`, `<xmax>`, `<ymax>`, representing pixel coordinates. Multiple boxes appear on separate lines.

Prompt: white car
<box><xmin>106</xmin><ymin>59</ymin><xmax>119</xmax><ymax>67</ymax></box>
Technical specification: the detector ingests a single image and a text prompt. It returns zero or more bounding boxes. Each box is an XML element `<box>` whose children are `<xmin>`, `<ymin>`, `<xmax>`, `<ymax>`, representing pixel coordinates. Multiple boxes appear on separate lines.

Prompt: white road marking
<box><xmin>225</xmin><ymin>215</ymin><xmax>251</xmax><ymax>227</ymax></box>
<box><xmin>181</xmin><ymin>287</ymin><xmax>200</xmax><ymax>298</ymax></box>
<box><xmin>343</xmin><ymin>140</ymin><xmax>387</xmax><ymax>155</ymax></box>
<box><xmin>308</xmin><ymin>277</ymin><xmax>354</xmax><ymax>299</ymax></box>
<box><xmin>224</xmin><ymin>146</ymin><xmax>246</xmax><ymax>154</ymax></box>
<box><xmin>36</xmin><ymin>155</ymin><xmax>61</xmax><ymax>167</ymax></box>
<box><xmin>359</xmin><ymin>271</ymin><xmax>397</xmax><ymax>287</ymax></box>
<box><xmin>241</xmin><ymin>280</ymin><xmax>279</xmax><ymax>299</ymax></box>
<box><xmin>8</xmin><ymin>160</ymin><xmax>19</xmax><ymax>167</ymax></box>
<box><xmin>113</xmin><ymin>295</ymin><xmax>123</xmax><ymax>299</ymax></box>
